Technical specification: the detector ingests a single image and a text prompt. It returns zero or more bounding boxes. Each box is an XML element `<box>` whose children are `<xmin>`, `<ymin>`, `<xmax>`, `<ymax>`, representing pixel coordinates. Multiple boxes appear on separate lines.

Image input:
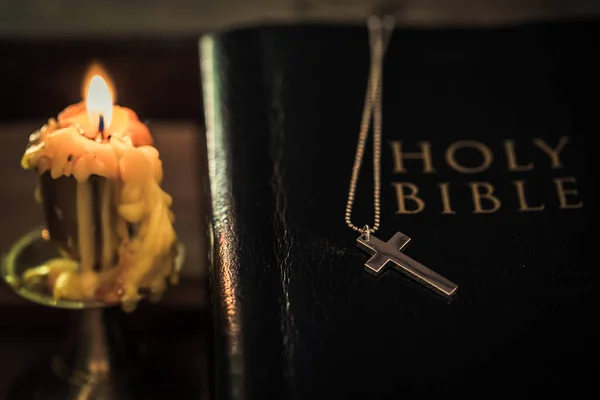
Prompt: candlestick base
<box><xmin>6</xmin><ymin>308</ymin><xmax>190</xmax><ymax>400</ymax></box>
<box><xmin>1</xmin><ymin>228</ymin><xmax>188</xmax><ymax>400</ymax></box>
<box><xmin>2</xmin><ymin>227</ymin><xmax>184</xmax><ymax>309</ymax></box>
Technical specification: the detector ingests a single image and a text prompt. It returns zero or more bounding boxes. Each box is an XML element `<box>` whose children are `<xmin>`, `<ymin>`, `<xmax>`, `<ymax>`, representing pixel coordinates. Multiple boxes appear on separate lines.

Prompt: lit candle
<box><xmin>56</xmin><ymin>64</ymin><xmax>153</xmax><ymax>148</ymax></box>
<box><xmin>21</xmin><ymin>64</ymin><xmax>179</xmax><ymax>311</ymax></box>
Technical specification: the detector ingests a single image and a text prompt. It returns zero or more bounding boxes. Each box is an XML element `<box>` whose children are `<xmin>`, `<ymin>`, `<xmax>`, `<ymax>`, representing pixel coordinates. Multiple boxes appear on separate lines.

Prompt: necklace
<box><xmin>345</xmin><ymin>15</ymin><xmax>458</xmax><ymax>299</ymax></box>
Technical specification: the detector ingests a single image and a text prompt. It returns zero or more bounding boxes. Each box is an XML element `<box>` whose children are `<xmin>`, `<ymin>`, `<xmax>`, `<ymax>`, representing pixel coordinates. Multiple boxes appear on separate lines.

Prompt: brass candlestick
<box><xmin>2</xmin><ymin>228</ymin><xmax>185</xmax><ymax>400</ymax></box>
<box><xmin>2</xmin><ymin>227</ymin><xmax>186</xmax><ymax>400</ymax></box>
<box><xmin>2</xmin><ymin>171</ymin><xmax>184</xmax><ymax>399</ymax></box>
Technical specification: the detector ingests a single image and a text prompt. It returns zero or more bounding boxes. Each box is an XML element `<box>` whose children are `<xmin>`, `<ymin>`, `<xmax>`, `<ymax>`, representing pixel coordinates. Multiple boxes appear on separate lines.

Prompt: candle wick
<box><xmin>98</xmin><ymin>114</ymin><xmax>105</xmax><ymax>140</ymax></box>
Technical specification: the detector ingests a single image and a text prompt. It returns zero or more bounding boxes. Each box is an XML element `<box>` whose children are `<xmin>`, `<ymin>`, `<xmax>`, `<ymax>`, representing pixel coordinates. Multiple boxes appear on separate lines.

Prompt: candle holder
<box><xmin>1</xmin><ymin>227</ymin><xmax>186</xmax><ymax>399</ymax></box>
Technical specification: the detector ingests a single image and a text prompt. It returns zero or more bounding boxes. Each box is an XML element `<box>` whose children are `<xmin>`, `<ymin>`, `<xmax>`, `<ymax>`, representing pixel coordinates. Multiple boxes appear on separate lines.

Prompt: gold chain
<box><xmin>345</xmin><ymin>16</ymin><xmax>396</xmax><ymax>239</ymax></box>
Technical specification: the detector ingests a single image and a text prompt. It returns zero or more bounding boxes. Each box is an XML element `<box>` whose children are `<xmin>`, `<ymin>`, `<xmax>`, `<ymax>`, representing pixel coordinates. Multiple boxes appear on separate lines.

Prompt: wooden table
<box><xmin>0</xmin><ymin>121</ymin><xmax>211</xmax><ymax>398</ymax></box>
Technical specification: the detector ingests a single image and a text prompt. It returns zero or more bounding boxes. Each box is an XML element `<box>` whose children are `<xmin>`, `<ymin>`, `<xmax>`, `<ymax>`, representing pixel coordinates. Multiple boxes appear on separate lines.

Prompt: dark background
<box><xmin>1</xmin><ymin>13</ymin><xmax>599</xmax><ymax>400</ymax></box>
<box><xmin>0</xmin><ymin>38</ymin><xmax>203</xmax><ymax>122</ymax></box>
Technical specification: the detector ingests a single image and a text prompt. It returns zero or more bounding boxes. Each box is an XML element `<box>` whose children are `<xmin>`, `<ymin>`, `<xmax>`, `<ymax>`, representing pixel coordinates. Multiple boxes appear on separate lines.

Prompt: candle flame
<box><xmin>83</xmin><ymin>63</ymin><xmax>115</xmax><ymax>130</ymax></box>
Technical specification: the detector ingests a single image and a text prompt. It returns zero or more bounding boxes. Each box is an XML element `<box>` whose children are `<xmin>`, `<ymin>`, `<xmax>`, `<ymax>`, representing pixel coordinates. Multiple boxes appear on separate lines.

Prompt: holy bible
<box><xmin>200</xmin><ymin>21</ymin><xmax>597</xmax><ymax>399</ymax></box>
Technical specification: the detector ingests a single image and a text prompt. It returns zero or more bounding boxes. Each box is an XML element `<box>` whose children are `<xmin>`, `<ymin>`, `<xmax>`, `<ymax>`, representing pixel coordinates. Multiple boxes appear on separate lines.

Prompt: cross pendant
<box><xmin>357</xmin><ymin>232</ymin><xmax>458</xmax><ymax>298</ymax></box>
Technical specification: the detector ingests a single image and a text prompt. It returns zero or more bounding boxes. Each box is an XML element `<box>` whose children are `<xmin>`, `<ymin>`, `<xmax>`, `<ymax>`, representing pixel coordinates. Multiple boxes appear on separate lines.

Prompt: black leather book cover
<box><xmin>200</xmin><ymin>21</ymin><xmax>598</xmax><ymax>399</ymax></box>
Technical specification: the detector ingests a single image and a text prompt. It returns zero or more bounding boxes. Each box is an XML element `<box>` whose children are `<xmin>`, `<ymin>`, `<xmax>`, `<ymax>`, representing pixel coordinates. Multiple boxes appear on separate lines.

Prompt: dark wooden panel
<box><xmin>1</xmin><ymin>0</ymin><xmax>600</xmax><ymax>37</ymax></box>
<box><xmin>0</xmin><ymin>39</ymin><xmax>203</xmax><ymax>121</ymax></box>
